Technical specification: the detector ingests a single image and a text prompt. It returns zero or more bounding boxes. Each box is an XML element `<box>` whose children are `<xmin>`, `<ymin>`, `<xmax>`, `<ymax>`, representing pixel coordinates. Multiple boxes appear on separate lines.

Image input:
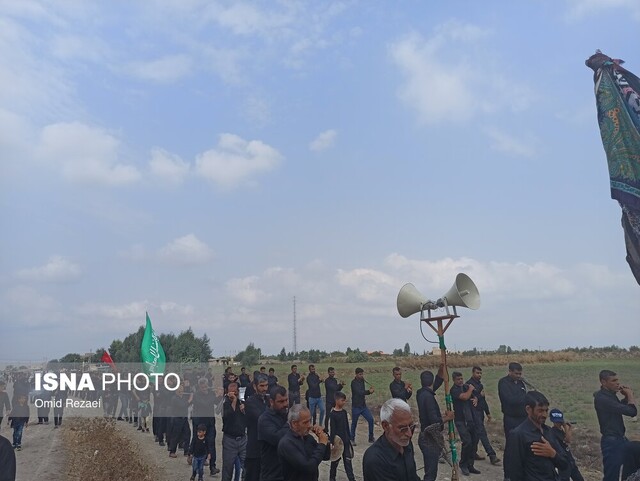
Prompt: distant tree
<box><xmin>392</xmin><ymin>348</ymin><xmax>404</xmax><ymax>357</ymax></box>
<box><xmin>278</xmin><ymin>347</ymin><xmax>287</xmax><ymax>361</ymax></box>
<box><xmin>59</xmin><ymin>353</ymin><xmax>83</xmax><ymax>363</ymax></box>
<box><xmin>404</xmin><ymin>343</ymin><xmax>411</xmax><ymax>356</ymax></box>
<box><xmin>346</xmin><ymin>349</ymin><xmax>369</xmax><ymax>363</ymax></box>
<box><xmin>235</xmin><ymin>343</ymin><xmax>261</xmax><ymax>367</ymax></box>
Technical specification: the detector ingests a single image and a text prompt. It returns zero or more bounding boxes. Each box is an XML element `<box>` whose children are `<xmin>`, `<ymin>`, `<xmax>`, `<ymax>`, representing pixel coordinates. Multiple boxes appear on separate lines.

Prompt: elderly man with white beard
<box><xmin>363</xmin><ymin>398</ymin><xmax>421</xmax><ymax>481</ymax></box>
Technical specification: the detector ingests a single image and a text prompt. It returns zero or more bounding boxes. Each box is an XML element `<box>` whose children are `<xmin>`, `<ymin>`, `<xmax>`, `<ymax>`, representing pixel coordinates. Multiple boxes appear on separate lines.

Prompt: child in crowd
<box><xmin>7</xmin><ymin>394</ymin><xmax>29</xmax><ymax>451</ymax></box>
<box><xmin>329</xmin><ymin>392</ymin><xmax>356</xmax><ymax>481</ymax></box>
<box><xmin>187</xmin><ymin>424</ymin><xmax>210</xmax><ymax>481</ymax></box>
<box><xmin>549</xmin><ymin>409</ymin><xmax>585</xmax><ymax>481</ymax></box>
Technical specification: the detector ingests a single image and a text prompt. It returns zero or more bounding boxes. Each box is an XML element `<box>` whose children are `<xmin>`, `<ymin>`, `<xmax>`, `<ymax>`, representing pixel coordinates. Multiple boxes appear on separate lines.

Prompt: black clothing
<box><xmin>258</xmin><ymin>408</ymin><xmax>289</xmax><ymax>481</ymax></box>
<box><xmin>467</xmin><ymin>377</ymin><xmax>490</xmax><ymax>416</ymax></box>
<box><xmin>0</xmin><ymin>434</ymin><xmax>16</xmax><ymax>481</ymax></box>
<box><xmin>504</xmin><ymin>418</ymin><xmax>569</xmax><ymax>481</ymax></box>
<box><xmin>239</xmin><ymin>373</ymin><xmax>251</xmax><ymax>388</ymax></box>
<box><xmin>245</xmin><ymin>394</ymin><xmax>269</xmax><ymax>458</ymax></box>
<box><xmin>191</xmin><ymin>389</ymin><xmax>218</xmax><ymax>418</ymax></box>
<box><xmin>0</xmin><ymin>392</ymin><xmax>10</xmax><ymax>416</ymax></box>
<box><xmin>593</xmin><ymin>387</ymin><xmax>637</xmax><ymax>438</ymax></box>
<box><xmin>222</xmin><ymin>399</ymin><xmax>246</xmax><ymax>438</ymax></box>
<box><xmin>168</xmin><ymin>417</ymin><xmax>190</xmax><ymax>455</ymax></box>
<box><xmin>190</xmin><ymin>435</ymin><xmax>209</xmax><ymax>457</ymax></box>
<box><xmin>549</xmin><ymin>426</ymin><xmax>584</xmax><ymax>481</ymax></box>
<box><xmin>329</xmin><ymin>409</ymin><xmax>352</xmax><ymax>457</ymax></box>
<box><xmin>287</xmin><ymin>373</ymin><xmax>302</xmax><ymax>393</ymax></box>
<box><xmin>167</xmin><ymin>392</ymin><xmax>190</xmax><ymax>418</ymax></box>
<box><xmin>277</xmin><ymin>429</ymin><xmax>330</xmax><ymax>481</ymax></box>
<box><xmin>351</xmin><ymin>378</ymin><xmax>372</xmax><ymax>408</ymax></box>
<box><xmin>306</xmin><ymin>373</ymin><xmax>322</xmax><ymax>398</ymax></box>
<box><xmin>8</xmin><ymin>403</ymin><xmax>29</xmax><ymax>426</ymax></box>
<box><xmin>416</xmin><ymin>375</ymin><xmax>445</xmax><ymax>431</ymax></box>
<box><xmin>268</xmin><ymin>375</ymin><xmax>278</xmax><ymax>388</ymax></box>
<box><xmin>498</xmin><ymin>375</ymin><xmax>527</xmax><ymax>418</ymax></box>
<box><xmin>362</xmin><ymin>434</ymin><xmax>420</xmax><ymax>481</ymax></box>
<box><xmin>389</xmin><ymin>379</ymin><xmax>412</xmax><ymax>401</ymax></box>
<box><xmin>450</xmin><ymin>384</ymin><xmax>473</xmax><ymax>423</ymax></box>
<box><xmin>324</xmin><ymin>377</ymin><xmax>344</xmax><ymax>405</ymax></box>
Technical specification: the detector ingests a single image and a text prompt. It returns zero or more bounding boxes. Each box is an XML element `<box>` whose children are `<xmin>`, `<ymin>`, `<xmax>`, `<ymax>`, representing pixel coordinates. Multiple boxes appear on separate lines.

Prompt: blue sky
<box><xmin>1</xmin><ymin>1</ymin><xmax>639</xmax><ymax>363</ymax></box>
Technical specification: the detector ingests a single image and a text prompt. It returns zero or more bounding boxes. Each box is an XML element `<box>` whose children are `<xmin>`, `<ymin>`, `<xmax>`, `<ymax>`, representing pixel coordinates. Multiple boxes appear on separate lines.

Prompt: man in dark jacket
<box><xmin>504</xmin><ymin>391</ymin><xmax>568</xmax><ymax>481</ymax></box>
<box><xmin>258</xmin><ymin>385</ymin><xmax>289</xmax><ymax>481</ymax></box>
<box><xmin>498</xmin><ymin>362</ymin><xmax>527</xmax><ymax>437</ymax></box>
<box><xmin>222</xmin><ymin>382</ymin><xmax>246</xmax><ymax>481</ymax></box>
<box><xmin>416</xmin><ymin>364</ymin><xmax>453</xmax><ymax>481</ymax></box>
<box><xmin>467</xmin><ymin>366</ymin><xmax>500</xmax><ymax>465</ymax></box>
<box><xmin>277</xmin><ymin>404</ymin><xmax>330</xmax><ymax>481</ymax></box>
<box><xmin>594</xmin><ymin>370</ymin><xmax>638</xmax><ymax>481</ymax></box>
<box><xmin>189</xmin><ymin>378</ymin><xmax>222</xmax><ymax>475</ymax></box>
<box><xmin>389</xmin><ymin>367</ymin><xmax>412</xmax><ymax>401</ymax></box>
<box><xmin>350</xmin><ymin>368</ymin><xmax>375</xmax><ymax>444</ymax></box>
<box><xmin>324</xmin><ymin>367</ymin><xmax>344</xmax><ymax>431</ymax></box>
<box><xmin>287</xmin><ymin>365</ymin><xmax>305</xmax><ymax>406</ymax></box>
<box><xmin>245</xmin><ymin>374</ymin><xmax>269</xmax><ymax>481</ymax></box>
<box><xmin>362</xmin><ymin>398</ymin><xmax>420</xmax><ymax>481</ymax></box>
<box><xmin>306</xmin><ymin>365</ymin><xmax>324</xmax><ymax>425</ymax></box>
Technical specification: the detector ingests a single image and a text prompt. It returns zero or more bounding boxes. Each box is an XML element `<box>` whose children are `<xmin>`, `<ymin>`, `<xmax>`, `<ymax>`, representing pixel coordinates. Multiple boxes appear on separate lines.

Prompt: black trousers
<box><xmin>503</xmin><ymin>415</ymin><xmax>525</xmax><ymax>438</ymax></box>
<box><xmin>244</xmin><ymin>457</ymin><xmax>260</xmax><ymax>481</ymax></box>
<box><xmin>473</xmin><ymin>412</ymin><xmax>496</xmax><ymax>456</ymax></box>
<box><xmin>418</xmin><ymin>433</ymin><xmax>441</xmax><ymax>481</ymax></box>
<box><xmin>330</xmin><ymin>456</ymin><xmax>355</xmax><ymax>481</ymax></box>
<box><xmin>168</xmin><ymin>417</ymin><xmax>191</xmax><ymax>454</ymax></box>
<box><xmin>455</xmin><ymin>421</ymin><xmax>478</xmax><ymax>469</ymax></box>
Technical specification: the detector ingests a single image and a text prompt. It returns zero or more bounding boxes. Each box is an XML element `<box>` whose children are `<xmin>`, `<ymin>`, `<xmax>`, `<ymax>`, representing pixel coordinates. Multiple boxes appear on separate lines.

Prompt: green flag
<box><xmin>141</xmin><ymin>312</ymin><xmax>166</xmax><ymax>374</ymax></box>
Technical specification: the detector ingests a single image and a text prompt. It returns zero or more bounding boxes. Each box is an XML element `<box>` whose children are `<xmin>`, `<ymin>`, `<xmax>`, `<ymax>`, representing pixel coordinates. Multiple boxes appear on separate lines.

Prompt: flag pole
<box><xmin>424</xmin><ymin>311</ymin><xmax>459</xmax><ymax>481</ymax></box>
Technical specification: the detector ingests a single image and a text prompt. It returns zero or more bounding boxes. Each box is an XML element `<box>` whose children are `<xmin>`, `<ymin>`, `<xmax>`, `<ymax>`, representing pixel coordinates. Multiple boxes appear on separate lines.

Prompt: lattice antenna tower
<box><xmin>293</xmin><ymin>296</ymin><xmax>298</xmax><ymax>356</ymax></box>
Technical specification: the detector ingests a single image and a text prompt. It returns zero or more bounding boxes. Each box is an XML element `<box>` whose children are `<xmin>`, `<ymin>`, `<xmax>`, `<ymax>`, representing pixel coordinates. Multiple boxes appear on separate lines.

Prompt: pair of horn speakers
<box><xmin>396</xmin><ymin>273</ymin><xmax>480</xmax><ymax>318</ymax></box>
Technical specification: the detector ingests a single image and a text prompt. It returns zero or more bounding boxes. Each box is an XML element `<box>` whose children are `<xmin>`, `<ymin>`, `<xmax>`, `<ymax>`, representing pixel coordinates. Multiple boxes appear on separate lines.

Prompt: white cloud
<box><xmin>565</xmin><ymin>0</ymin><xmax>640</xmax><ymax>21</ymax></box>
<box><xmin>309</xmin><ymin>129</ymin><xmax>337</xmax><ymax>152</ymax></box>
<box><xmin>157</xmin><ymin>234</ymin><xmax>214</xmax><ymax>265</ymax></box>
<box><xmin>484</xmin><ymin>127</ymin><xmax>536</xmax><ymax>158</ymax></box>
<box><xmin>128</xmin><ymin>54</ymin><xmax>193</xmax><ymax>83</ymax></box>
<box><xmin>149</xmin><ymin>148</ymin><xmax>190</xmax><ymax>186</ymax></box>
<box><xmin>16</xmin><ymin>256</ymin><xmax>82</xmax><ymax>283</ymax></box>
<box><xmin>195</xmin><ymin>133</ymin><xmax>283</xmax><ymax>188</ymax></box>
<box><xmin>38</xmin><ymin>122</ymin><xmax>140</xmax><ymax>185</ymax></box>
<box><xmin>2</xmin><ymin>286</ymin><xmax>63</xmax><ymax>327</ymax></box>
<box><xmin>124</xmin><ymin>234</ymin><xmax>214</xmax><ymax>266</ymax></box>
<box><xmin>226</xmin><ymin>276</ymin><xmax>270</xmax><ymax>304</ymax></box>
<box><xmin>389</xmin><ymin>22</ymin><xmax>533</xmax><ymax>124</ymax></box>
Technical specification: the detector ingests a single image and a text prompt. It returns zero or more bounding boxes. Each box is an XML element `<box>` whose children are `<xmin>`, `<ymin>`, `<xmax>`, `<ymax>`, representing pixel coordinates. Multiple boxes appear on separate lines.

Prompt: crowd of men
<box><xmin>0</xmin><ymin>362</ymin><xmax>638</xmax><ymax>481</ymax></box>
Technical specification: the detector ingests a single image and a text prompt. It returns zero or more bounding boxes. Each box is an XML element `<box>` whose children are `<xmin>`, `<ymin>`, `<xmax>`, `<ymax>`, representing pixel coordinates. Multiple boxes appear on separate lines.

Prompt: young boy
<box><xmin>549</xmin><ymin>409</ymin><xmax>585</xmax><ymax>481</ymax></box>
<box><xmin>329</xmin><ymin>392</ymin><xmax>355</xmax><ymax>481</ymax></box>
<box><xmin>187</xmin><ymin>424</ymin><xmax>210</xmax><ymax>481</ymax></box>
<box><xmin>7</xmin><ymin>394</ymin><xmax>29</xmax><ymax>450</ymax></box>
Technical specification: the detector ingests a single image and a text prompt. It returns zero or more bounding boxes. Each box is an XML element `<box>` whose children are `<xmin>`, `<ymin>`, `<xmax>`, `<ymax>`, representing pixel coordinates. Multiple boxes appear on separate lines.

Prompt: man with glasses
<box><xmin>362</xmin><ymin>398</ymin><xmax>420</xmax><ymax>481</ymax></box>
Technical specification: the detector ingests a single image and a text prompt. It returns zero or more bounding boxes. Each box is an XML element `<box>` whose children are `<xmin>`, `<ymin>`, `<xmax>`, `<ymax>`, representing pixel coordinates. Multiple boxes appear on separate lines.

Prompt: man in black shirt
<box><xmin>306</xmin><ymin>365</ymin><xmax>324</xmax><ymax>426</ymax></box>
<box><xmin>467</xmin><ymin>366</ymin><xmax>500</xmax><ymax>465</ymax></box>
<box><xmin>324</xmin><ymin>367</ymin><xmax>344</xmax><ymax>431</ymax></box>
<box><xmin>504</xmin><ymin>391</ymin><xmax>568</xmax><ymax>481</ymax></box>
<box><xmin>277</xmin><ymin>404</ymin><xmax>330</xmax><ymax>481</ymax></box>
<box><xmin>450</xmin><ymin>371</ymin><xmax>480</xmax><ymax>476</ymax></box>
<box><xmin>498</xmin><ymin>362</ymin><xmax>527</xmax><ymax>438</ymax></box>
<box><xmin>268</xmin><ymin>368</ymin><xmax>278</xmax><ymax>389</ymax></box>
<box><xmin>416</xmin><ymin>365</ymin><xmax>453</xmax><ymax>481</ymax></box>
<box><xmin>0</xmin><ymin>433</ymin><xmax>16</xmax><ymax>481</ymax></box>
<box><xmin>0</xmin><ymin>381</ymin><xmax>11</xmax><ymax>430</ymax></box>
<box><xmin>594</xmin><ymin>369</ymin><xmax>638</xmax><ymax>481</ymax></box>
<box><xmin>350</xmin><ymin>368</ymin><xmax>375</xmax><ymax>444</ymax></box>
<box><xmin>167</xmin><ymin>384</ymin><xmax>191</xmax><ymax>458</ymax></box>
<box><xmin>287</xmin><ymin>365</ymin><xmax>305</xmax><ymax>406</ymax></box>
<box><xmin>222</xmin><ymin>382</ymin><xmax>247</xmax><ymax>481</ymax></box>
<box><xmin>239</xmin><ymin>367</ymin><xmax>252</xmax><ymax>389</ymax></box>
<box><xmin>258</xmin><ymin>385</ymin><xmax>290</xmax><ymax>481</ymax></box>
<box><xmin>362</xmin><ymin>398</ymin><xmax>420</xmax><ymax>481</ymax></box>
<box><xmin>390</xmin><ymin>367</ymin><xmax>412</xmax><ymax>401</ymax></box>
<box><xmin>245</xmin><ymin>374</ymin><xmax>270</xmax><ymax>481</ymax></box>
<box><xmin>189</xmin><ymin>378</ymin><xmax>222</xmax><ymax>476</ymax></box>
<box><xmin>548</xmin><ymin>409</ymin><xmax>584</xmax><ymax>481</ymax></box>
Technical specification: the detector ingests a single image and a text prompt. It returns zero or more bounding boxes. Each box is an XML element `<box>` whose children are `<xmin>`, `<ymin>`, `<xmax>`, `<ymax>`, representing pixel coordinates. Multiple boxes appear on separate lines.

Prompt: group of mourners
<box><xmin>0</xmin><ymin>361</ymin><xmax>638</xmax><ymax>481</ymax></box>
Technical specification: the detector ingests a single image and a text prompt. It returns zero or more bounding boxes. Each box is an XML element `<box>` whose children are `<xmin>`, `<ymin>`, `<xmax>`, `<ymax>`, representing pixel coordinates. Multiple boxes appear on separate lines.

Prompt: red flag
<box><xmin>101</xmin><ymin>351</ymin><xmax>116</xmax><ymax>370</ymax></box>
